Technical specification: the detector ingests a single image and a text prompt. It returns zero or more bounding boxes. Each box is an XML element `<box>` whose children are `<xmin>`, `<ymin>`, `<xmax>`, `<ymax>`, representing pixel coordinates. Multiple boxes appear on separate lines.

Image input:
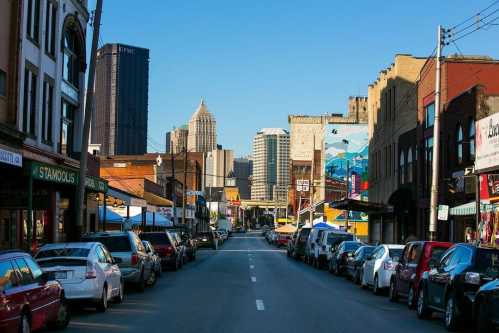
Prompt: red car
<box><xmin>0</xmin><ymin>250</ymin><xmax>70</xmax><ymax>332</ymax></box>
<box><xmin>388</xmin><ymin>241</ymin><xmax>453</xmax><ymax>308</ymax></box>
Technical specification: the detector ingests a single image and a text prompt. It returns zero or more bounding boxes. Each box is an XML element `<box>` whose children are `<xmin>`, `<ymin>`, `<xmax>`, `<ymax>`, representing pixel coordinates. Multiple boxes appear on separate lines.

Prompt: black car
<box><xmin>474</xmin><ymin>278</ymin><xmax>499</xmax><ymax>332</ymax></box>
<box><xmin>345</xmin><ymin>245</ymin><xmax>375</xmax><ymax>284</ymax></box>
<box><xmin>417</xmin><ymin>244</ymin><xmax>499</xmax><ymax>331</ymax></box>
<box><xmin>166</xmin><ymin>227</ymin><xmax>197</xmax><ymax>261</ymax></box>
<box><xmin>197</xmin><ymin>231</ymin><xmax>218</xmax><ymax>250</ymax></box>
<box><xmin>329</xmin><ymin>241</ymin><xmax>363</xmax><ymax>276</ymax></box>
<box><xmin>292</xmin><ymin>227</ymin><xmax>311</xmax><ymax>259</ymax></box>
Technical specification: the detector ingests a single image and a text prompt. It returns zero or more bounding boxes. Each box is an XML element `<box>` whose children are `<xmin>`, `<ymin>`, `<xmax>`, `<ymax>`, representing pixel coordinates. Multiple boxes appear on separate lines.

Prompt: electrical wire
<box><xmin>449</xmin><ymin>0</ymin><xmax>499</xmax><ymax>31</ymax></box>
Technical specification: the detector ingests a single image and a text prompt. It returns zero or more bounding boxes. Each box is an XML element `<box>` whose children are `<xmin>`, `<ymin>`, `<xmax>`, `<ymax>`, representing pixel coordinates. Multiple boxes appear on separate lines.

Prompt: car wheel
<box><xmin>19</xmin><ymin>312</ymin><xmax>30</xmax><ymax>333</ymax></box>
<box><xmin>389</xmin><ymin>279</ymin><xmax>398</xmax><ymax>302</ymax></box>
<box><xmin>373</xmin><ymin>275</ymin><xmax>381</xmax><ymax>295</ymax></box>
<box><xmin>96</xmin><ymin>286</ymin><xmax>108</xmax><ymax>312</ymax></box>
<box><xmin>417</xmin><ymin>286</ymin><xmax>432</xmax><ymax>319</ymax></box>
<box><xmin>444</xmin><ymin>292</ymin><xmax>460</xmax><ymax>331</ymax></box>
<box><xmin>48</xmin><ymin>296</ymin><xmax>70</xmax><ymax>330</ymax></box>
<box><xmin>407</xmin><ymin>286</ymin><xmax>416</xmax><ymax>309</ymax></box>
<box><xmin>476</xmin><ymin>298</ymin><xmax>492</xmax><ymax>333</ymax></box>
<box><xmin>147</xmin><ymin>269</ymin><xmax>157</xmax><ymax>286</ymax></box>
<box><xmin>114</xmin><ymin>280</ymin><xmax>124</xmax><ymax>303</ymax></box>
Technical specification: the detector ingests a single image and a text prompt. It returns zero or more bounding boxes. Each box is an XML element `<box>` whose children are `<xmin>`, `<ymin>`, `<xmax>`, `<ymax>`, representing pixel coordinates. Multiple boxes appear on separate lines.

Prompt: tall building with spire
<box><xmin>187</xmin><ymin>98</ymin><xmax>216</xmax><ymax>153</ymax></box>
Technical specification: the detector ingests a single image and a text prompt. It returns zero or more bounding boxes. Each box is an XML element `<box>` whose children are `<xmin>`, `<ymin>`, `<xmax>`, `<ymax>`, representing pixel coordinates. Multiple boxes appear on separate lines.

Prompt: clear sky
<box><xmin>88</xmin><ymin>0</ymin><xmax>499</xmax><ymax>156</ymax></box>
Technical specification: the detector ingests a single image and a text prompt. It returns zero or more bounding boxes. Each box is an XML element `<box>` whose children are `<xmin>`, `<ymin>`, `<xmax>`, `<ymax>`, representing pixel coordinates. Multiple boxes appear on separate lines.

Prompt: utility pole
<box><xmin>75</xmin><ymin>0</ymin><xmax>103</xmax><ymax>238</ymax></box>
<box><xmin>429</xmin><ymin>25</ymin><xmax>445</xmax><ymax>241</ymax></box>
<box><xmin>170</xmin><ymin>151</ymin><xmax>176</xmax><ymax>225</ymax></box>
<box><xmin>309</xmin><ymin>135</ymin><xmax>315</xmax><ymax>226</ymax></box>
<box><xmin>182</xmin><ymin>142</ymin><xmax>188</xmax><ymax>226</ymax></box>
<box><xmin>345</xmin><ymin>159</ymin><xmax>349</xmax><ymax>233</ymax></box>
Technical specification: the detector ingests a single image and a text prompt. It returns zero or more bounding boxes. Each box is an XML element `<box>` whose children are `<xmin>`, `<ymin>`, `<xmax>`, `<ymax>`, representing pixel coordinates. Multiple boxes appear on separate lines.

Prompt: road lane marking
<box><xmin>251</xmin><ymin>276</ymin><xmax>256</xmax><ymax>282</ymax></box>
<box><xmin>250</xmin><ymin>265</ymin><xmax>254</xmax><ymax>269</ymax></box>
<box><xmin>256</xmin><ymin>299</ymin><xmax>265</xmax><ymax>311</ymax></box>
<box><xmin>70</xmin><ymin>322</ymin><xmax>129</xmax><ymax>330</ymax></box>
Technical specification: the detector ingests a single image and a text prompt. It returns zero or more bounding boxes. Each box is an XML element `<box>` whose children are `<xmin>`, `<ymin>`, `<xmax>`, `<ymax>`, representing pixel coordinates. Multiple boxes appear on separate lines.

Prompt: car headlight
<box><xmin>465</xmin><ymin>272</ymin><xmax>481</xmax><ymax>285</ymax></box>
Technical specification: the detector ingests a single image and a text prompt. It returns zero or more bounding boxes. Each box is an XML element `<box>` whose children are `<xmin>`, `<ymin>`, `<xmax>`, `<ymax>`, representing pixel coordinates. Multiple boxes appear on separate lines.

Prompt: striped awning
<box><xmin>449</xmin><ymin>202</ymin><xmax>498</xmax><ymax>216</ymax></box>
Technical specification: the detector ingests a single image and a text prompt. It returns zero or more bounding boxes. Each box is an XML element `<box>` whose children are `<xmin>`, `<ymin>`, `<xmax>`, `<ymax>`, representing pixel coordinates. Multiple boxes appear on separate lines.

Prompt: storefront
<box><xmin>0</xmin><ymin>159</ymin><xmax>107</xmax><ymax>251</ymax></box>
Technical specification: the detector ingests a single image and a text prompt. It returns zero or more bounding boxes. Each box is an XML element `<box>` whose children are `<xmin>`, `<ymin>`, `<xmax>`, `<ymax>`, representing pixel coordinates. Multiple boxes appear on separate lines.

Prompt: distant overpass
<box><xmin>240</xmin><ymin>199</ymin><xmax>287</xmax><ymax>210</ymax></box>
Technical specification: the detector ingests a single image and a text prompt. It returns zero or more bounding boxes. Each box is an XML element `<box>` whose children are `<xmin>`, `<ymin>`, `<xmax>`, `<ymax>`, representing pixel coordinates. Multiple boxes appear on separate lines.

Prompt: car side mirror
<box><xmin>113</xmin><ymin>257</ymin><xmax>123</xmax><ymax>264</ymax></box>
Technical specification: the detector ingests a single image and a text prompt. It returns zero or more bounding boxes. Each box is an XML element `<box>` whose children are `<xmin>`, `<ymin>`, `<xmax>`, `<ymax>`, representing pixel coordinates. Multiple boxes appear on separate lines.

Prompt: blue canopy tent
<box><xmin>129</xmin><ymin>212</ymin><xmax>173</xmax><ymax>227</ymax></box>
<box><xmin>313</xmin><ymin>222</ymin><xmax>334</xmax><ymax>229</ymax></box>
<box><xmin>98</xmin><ymin>206</ymin><xmax>124</xmax><ymax>224</ymax></box>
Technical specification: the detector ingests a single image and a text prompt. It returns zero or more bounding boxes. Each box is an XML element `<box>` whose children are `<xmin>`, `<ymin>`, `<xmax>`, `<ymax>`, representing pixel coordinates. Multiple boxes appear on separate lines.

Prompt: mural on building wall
<box><xmin>324</xmin><ymin>124</ymin><xmax>369</xmax><ymax>202</ymax></box>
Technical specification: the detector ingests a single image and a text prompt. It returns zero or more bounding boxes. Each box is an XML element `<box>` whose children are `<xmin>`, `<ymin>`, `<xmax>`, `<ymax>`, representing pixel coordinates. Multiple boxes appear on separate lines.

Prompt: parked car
<box><xmin>416</xmin><ymin>244</ymin><xmax>499</xmax><ymax>331</ymax></box>
<box><xmin>329</xmin><ymin>241</ymin><xmax>363</xmax><ymax>276</ymax></box>
<box><xmin>81</xmin><ymin>231</ymin><xmax>153</xmax><ymax>292</ymax></box>
<box><xmin>389</xmin><ymin>241</ymin><xmax>452</xmax><ymax>308</ymax></box>
<box><xmin>305</xmin><ymin>227</ymin><xmax>331</xmax><ymax>265</ymax></box>
<box><xmin>141</xmin><ymin>240</ymin><xmax>162</xmax><ymax>285</ymax></box>
<box><xmin>168</xmin><ymin>231</ymin><xmax>188</xmax><ymax>264</ymax></box>
<box><xmin>473</xmin><ymin>278</ymin><xmax>499</xmax><ymax>332</ymax></box>
<box><xmin>35</xmin><ymin>242</ymin><xmax>123</xmax><ymax>312</ymax></box>
<box><xmin>217</xmin><ymin>230</ymin><xmax>229</xmax><ymax>241</ymax></box>
<box><xmin>197</xmin><ymin>231</ymin><xmax>219</xmax><ymax>250</ymax></box>
<box><xmin>275</xmin><ymin>232</ymin><xmax>292</xmax><ymax>247</ymax></box>
<box><xmin>213</xmin><ymin>231</ymin><xmax>224</xmax><ymax>246</ymax></box>
<box><xmin>345</xmin><ymin>245</ymin><xmax>376</xmax><ymax>284</ymax></box>
<box><xmin>166</xmin><ymin>226</ymin><xmax>197</xmax><ymax>261</ymax></box>
<box><xmin>292</xmin><ymin>227</ymin><xmax>311</xmax><ymax>259</ymax></box>
<box><xmin>0</xmin><ymin>250</ymin><xmax>70</xmax><ymax>332</ymax></box>
<box><xmin>139</xmin><ymin>232</ymin><xmax>183</xmax><ymax>270</ymax></box>
<box><xmin>314</xmin><ymin>229</ymin><xmax>354</xmax><ymax>269</ymax></box>
<box><xmin>361</xmin><ymin>244</ymin><xmax>404</xmax><ymax>295</ymax></box>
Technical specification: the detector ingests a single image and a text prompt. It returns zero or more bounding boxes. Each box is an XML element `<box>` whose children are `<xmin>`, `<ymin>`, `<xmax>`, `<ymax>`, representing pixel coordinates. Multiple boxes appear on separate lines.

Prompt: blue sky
<box><xmin>88</xmin><ymin>0</ymin><xmax>499</xmax><ymax>156</ymax></box>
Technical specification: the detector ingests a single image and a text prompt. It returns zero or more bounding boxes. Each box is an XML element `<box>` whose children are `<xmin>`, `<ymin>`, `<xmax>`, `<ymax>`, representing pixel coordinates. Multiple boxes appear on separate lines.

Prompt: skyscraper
<box><xmin>169</xmin><ymin>125</ymin><xmax>188</xmax><ymax>154</ymax></box>
<box><xmin>187</xmin><ymin>98</ymin><xmax>216</xmax><ymax>153</ymax></box>
<box><xmin>205</xmin><ymin>148</ymin><xmax>234</xmax><ymax>187</ymax></box>
<box><xmin>234</xmin><ymin>157</ymin><xmax>252</xmax><ymax>200</ymax></box>
<box><xmin>92</xmin><ymin>43</ymin><xmax>149</xmax><ymax>155</ymax></box>
<box><xmin>251</xmin><ymin>128</ymin><xmax>290</xmax><ymax>201</ymax></box>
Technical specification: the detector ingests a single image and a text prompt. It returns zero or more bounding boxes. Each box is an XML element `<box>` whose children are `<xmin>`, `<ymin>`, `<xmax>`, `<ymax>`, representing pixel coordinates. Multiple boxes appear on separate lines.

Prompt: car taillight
<box><xmin>85</xmin><ymin>261</ymin><xmax>97</xmax><ymax>279</ymax></box>
<box><xmin>131</xmin><ymin>253</ymin><xmax>139</xmax><ymax>266</ymax></box>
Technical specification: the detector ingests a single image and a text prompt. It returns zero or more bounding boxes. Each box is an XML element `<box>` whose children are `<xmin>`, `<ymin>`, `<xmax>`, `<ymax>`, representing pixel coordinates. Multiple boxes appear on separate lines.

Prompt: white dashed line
<box><xmin>256</xmin><ymin>299</ymin><xmax>265</xmax><ymax>311</ymax></box>
<box><xmin>250</xmin><ymin>265</ymin><xmax>254</xmax><ymax>269</ymax></box>
<box><xmin>251</xmin><ymin>276</ymin><xmax>256</xmax><ymax>282</ymax></box>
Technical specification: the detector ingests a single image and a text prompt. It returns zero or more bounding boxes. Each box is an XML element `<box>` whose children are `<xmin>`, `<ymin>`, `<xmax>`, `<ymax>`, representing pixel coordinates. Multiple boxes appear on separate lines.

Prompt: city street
<box><xmin>66</xmin><ymin>232</ymin><xmax>447</xmax><ymax>333</ymax></box>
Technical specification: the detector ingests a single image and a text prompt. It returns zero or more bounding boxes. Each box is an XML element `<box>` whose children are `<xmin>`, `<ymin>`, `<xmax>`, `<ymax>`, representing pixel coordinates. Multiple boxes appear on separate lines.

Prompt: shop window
<box><xmin>457</xmin><ymin>124</ymin><xmax>463</xmax><ymax>165</ymax></box>
<box><xmin>469</xmin><ymin>118</ymin><xmax>475</xmax><ymax>161</ymax></box>
<box><xmin>407</xmin><ymin>147</ymin><xmax>413</xmax><ymax>183</ymax></box>
<box><xmin>425</xmin><ymin>103</ymin><xmax>435</xmax><ymax>128</ymax></box>
<box><xmin>399</xmin><ymin>150</ymin><xmax>405</xmax><ymax>185</ymax></box>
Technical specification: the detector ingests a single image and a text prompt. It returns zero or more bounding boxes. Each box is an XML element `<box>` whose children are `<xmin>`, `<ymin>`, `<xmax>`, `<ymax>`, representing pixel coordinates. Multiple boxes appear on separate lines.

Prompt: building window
<box><xmin>42</xmin><ymin>78</ymin><xmax>54</xmax><ymax>143</ymax></box>
<box><xmin>425</xmin><ymin>103</ymin><xmax>435</xmax><ymax>128</ymax></box>
<box><xmin>469</xmin><ymin>118</ymin><xmax>475</xmax><ymax>161</ymax></box>
<box><xmin>457</xmin><ymin>124</ymin><xmax>463</xmax><ymax>165</ymax></box>
<box><xmin>44</xmin><ymin>0</ymin><xmax>57</xmax><ymax>57</ymax></box>
<box><xmin>399</xmin><ymin>150</ymin><xmax>405</xmax><ymax>185</ymax></box>
<box><xmin>26</xmin><ymin>0</ymin><xmax>41</xmax><ymax>44</ymax></box>
<box><xmin>62</xmin><ymin>30</ymin><xmax>79</xmax><ymax>87</ymax></box>
<box><xmin>407</xmin><ymin>147</ymin><xmax>413</xmax><ymax>183</ymax></box>
<box><xmin>22</xmin><ymin>65</ymin><xmax>37</xmax><ymax>136</ymax></box>
<box><xmin>59</xmin><ymin>101</ymin><xmax>74</xmax><ymax>156</ymax></box>
<box><xmin>425</xmin><ymin>137</ymin><xmax>433</xmax><ymax>193</ymax></box>
<box><xmin>0</xmin><ymin>70</ymin><xmax>6</xmax><ymax>97</ymax></box>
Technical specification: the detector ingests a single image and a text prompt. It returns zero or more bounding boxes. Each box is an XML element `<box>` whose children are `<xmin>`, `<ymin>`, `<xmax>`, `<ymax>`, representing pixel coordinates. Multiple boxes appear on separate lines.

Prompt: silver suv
<box><xmin>81</xmin><ymin>231</ymin><xmax>153</xmax><ymax>292</ymax></box>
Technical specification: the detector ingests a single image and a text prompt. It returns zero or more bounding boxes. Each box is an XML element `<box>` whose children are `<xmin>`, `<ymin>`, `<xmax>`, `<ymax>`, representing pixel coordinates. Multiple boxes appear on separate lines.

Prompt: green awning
<box><xmin>449</xmin><ymin>202</ymin><xmax>498</xmax><ymax>216</ymax></box>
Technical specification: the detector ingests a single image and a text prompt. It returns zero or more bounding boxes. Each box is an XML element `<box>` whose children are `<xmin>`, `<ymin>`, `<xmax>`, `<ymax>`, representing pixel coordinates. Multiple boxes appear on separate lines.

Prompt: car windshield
<box><xmin>475</xmin><ymin>249</ymin><xmax>499</xmax><ymax>278</ymax></box>
<box><xmin>82</xmin><ymin>236</ymin><xmax>131</xmax><ymax>252</ymax></box>
<box><xmin>430</xmin><ymin>246</ymin><xmax>448</xmax><ymax>262</ymax></box>
<box><xmin>345</xmin><ymin>242</ymin><xmax>362</xmax><ymax>251</ymax></box>
<box><xmin>389</xmin><ymin>249</ymin><xmax>403</xmax><ymax>260</ymax></box>
<box><xmin>140</xmin><ymin>233</ymin><xmax>171</xmax><ymax>245</ymax></box>
<box><xmin>36</xmin><ymin>248</ymin><xmax>90</xmax><ymax>259</ymax></box>
<box><xmin>327</xmin><ymin>234</ymin><xmax>353</xmax><ymax>246</ymax></box>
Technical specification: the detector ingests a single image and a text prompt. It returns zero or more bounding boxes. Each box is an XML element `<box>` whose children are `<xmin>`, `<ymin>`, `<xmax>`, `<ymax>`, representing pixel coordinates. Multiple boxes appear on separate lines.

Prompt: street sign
<box><xmin>438</xmin><ymin>204</ymin><xmax>449</xmax><ymax>221</ymax></box>
<box><xmin>296</xmin><ymin>179</ymin><xmax>309</xmax><ymax>192</ymax></box>
<box><xmin>186</xmin><ymin>190</ymin><xmax>204</xmax><ymax>196</ymax></box>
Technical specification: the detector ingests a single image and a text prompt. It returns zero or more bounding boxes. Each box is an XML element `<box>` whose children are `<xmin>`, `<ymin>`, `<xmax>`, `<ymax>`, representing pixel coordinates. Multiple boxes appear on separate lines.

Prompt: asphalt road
<box><xmin>64</xmin><ymin>231</ymin><xmax>452</xmax><ymax>333</ymax></box>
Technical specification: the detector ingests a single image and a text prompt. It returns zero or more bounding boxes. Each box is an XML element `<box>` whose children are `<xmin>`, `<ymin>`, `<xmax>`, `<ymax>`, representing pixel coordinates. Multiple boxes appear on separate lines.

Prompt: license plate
<box><xmin>54</xmin><ymin>271</ymin><xmax>67</xmax><ymax>279</ymax></box>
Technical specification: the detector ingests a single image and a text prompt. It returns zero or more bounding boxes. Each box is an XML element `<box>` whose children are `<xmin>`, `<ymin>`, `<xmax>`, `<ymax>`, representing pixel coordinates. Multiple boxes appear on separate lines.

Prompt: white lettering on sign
<box><xmin>38</xmin><ymin>166</ymin><xmax>76</xmax><ymax>184</ymax></box>
<box><xmin>0</xmin><ymin>148</ymin><xmax>22</xmax><ymax>167</ymax></box>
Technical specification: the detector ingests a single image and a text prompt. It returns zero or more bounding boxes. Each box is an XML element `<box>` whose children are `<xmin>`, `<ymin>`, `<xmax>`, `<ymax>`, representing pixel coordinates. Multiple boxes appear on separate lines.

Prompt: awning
<box><xmin>129</xmin><ymin>212</ymin><xmax>173</xmax><ymax>227</ymax></box>
<box><xmin>143</xmin><ymin>191</ymin><xmax>173</xmax><ymax>207</ymax></box>
<box><xmin>107</xmin><ymin>187</ymin><xmax>147</xmax><ymax>207</ymax></box>
<box><xmin>329</xmin><ymin>199</ymin><xmax>390</xmax><ymax>213</ymax></box>
<box><xmin>275</xmin><ymin>224</ymin><xmax>297</xmax><ymax>234</ymax></box>
<box><xmin>449</xmin><ymin>201</ymin><xmax>498</xmax><ymax>216</ymax></box>
<box><xmin>98</xmin><ymin>206</ymin><xmax>124</xmax><ymax>224</ymax></box>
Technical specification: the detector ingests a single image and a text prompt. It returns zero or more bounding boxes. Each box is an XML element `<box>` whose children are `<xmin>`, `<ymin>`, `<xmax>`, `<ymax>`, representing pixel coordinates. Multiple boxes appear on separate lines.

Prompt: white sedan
<box><xmin>35</xmin><ymin>242</ymin><xmax>123</xmax><ymax>312</ymax></box>
<box><xmin>361</xmin><ymin>244</ymin><xmax>404</xmax><ymax>295</ymax></box>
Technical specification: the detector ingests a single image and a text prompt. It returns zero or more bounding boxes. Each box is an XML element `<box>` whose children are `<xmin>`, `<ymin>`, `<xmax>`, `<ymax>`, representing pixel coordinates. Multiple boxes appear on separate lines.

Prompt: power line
<box><xmin>449</xmin><ymin>0</ymin><xmax>499</xmax><ymax>31</ymax></box>
<box><xmin>449</xmin><ymin>12</ymin><xmax>499</xmax><ymax>42</ymax></box>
